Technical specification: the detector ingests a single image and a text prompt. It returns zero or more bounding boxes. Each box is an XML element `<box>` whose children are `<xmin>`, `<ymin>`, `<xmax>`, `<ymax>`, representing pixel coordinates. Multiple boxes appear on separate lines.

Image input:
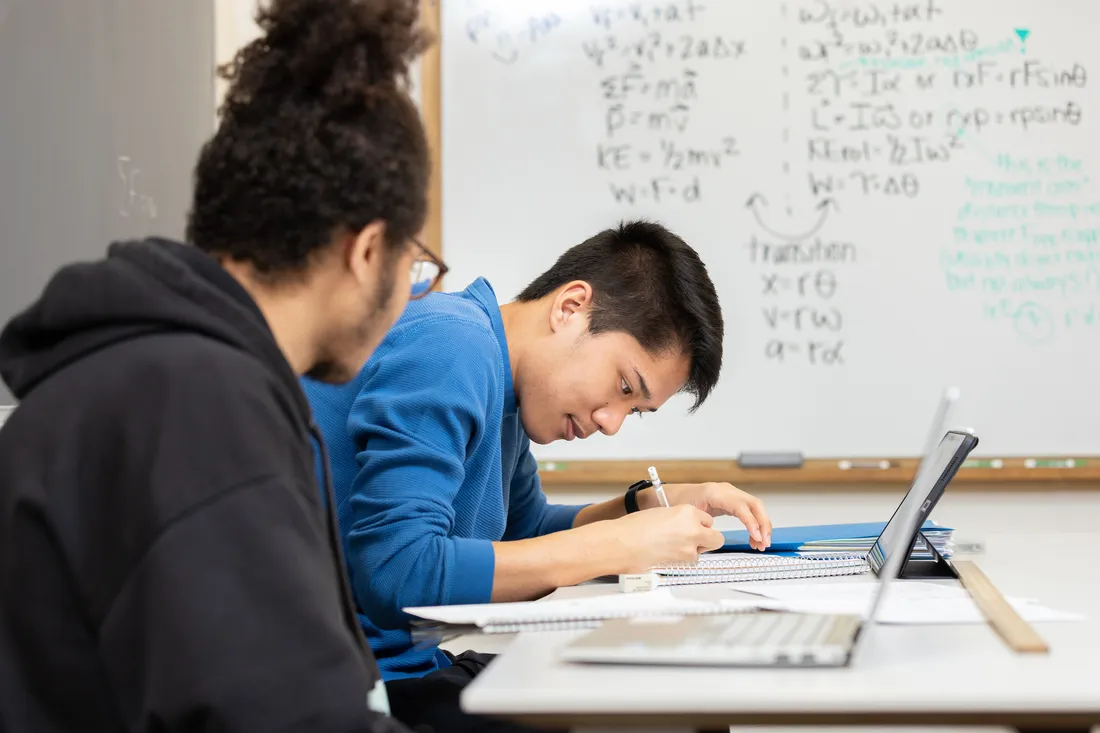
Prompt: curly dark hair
<box><xmin>516</xmin><ymin>220</ymin><xmax>724</xmax><ymax>412</ymax></box>
<box><xmin>186</xmin><ymin>0</ymin><xmax>431</xmax><ymax>275</ymax></box>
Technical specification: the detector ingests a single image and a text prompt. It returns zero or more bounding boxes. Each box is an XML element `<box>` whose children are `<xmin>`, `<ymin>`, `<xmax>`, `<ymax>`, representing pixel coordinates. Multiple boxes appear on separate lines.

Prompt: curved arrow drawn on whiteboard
<box><xmin>745</xmin><ymin>194</ymin><xmax>838</xmax><ymax>242</ymax></box>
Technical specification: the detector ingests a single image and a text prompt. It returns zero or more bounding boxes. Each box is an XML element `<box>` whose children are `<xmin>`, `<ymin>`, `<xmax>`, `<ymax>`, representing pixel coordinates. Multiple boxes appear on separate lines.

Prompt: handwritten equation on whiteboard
<box><xmin>117</xmin><ymin>155</ymin><xmax>158</xmax><ymax>220</ymax></box>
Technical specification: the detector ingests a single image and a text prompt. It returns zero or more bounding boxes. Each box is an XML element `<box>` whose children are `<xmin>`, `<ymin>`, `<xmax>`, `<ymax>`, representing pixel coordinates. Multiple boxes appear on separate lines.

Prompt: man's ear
<box><xmin>345</xmin><ymin>221</ymin><xmax>388</xmax><ymax>284</ymax></box>
<box><xmin>549</xmin><ymin>281</ymin><xmax>594</xmax><ymax>334</ymax></box>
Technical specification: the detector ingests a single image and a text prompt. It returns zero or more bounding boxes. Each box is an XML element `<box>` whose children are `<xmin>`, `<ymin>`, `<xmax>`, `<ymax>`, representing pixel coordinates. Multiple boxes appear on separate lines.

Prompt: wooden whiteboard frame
<box><xmin>417</xmin><ymin>1</ymin><xmax>1099</xmax><ymax>488</ymax></box>
<box><xmin>420</xmin><ymin>0</ymin><xmax>443</xmax><ymax>259</ymax></box>
<box><xmin>532</xmin><ymin>457</ymin><xmax>1100</xmax><ymax>488</ymax></box>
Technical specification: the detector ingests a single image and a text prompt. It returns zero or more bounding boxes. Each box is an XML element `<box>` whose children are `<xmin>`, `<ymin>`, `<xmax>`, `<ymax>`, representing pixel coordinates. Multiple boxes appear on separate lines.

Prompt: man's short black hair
<box><xmin>516</xmin><ymin>220</ymin><xmax>723</xmax><ymax>412</ymax></box>
<box><xmin>186</xmin><ymin>0</ymin><xmax>430</xmax><ymax>276</ymax></box>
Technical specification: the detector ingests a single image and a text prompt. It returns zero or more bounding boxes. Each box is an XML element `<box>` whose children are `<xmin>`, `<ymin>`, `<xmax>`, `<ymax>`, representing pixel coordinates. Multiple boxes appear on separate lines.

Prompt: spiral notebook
<box><xmin>404</xmin><ymin>588</ymin><xmax>768</xmax><ymax>636</ymax></box>
<box><xmin>649</xmin><ymin>551</ymin><xmax>869</xmax><ymax>586</ymax></box>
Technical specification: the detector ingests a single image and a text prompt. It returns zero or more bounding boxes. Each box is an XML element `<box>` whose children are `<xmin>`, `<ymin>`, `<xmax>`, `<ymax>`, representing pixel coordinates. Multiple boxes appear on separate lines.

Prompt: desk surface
<box><xmin>460</xmin><ymin>531</ymin><xmax>1100</xmax><ymax>730</ymax></box>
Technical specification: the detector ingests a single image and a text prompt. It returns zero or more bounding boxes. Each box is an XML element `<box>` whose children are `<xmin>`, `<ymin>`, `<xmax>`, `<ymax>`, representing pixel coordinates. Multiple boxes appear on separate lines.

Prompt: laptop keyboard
<box><xmin>560</xmin><ymin>612</ymin><xmax>862</xmax><ymax>667</ymax></box>
<box><xmin>672</xmin><ymin>612</ymin><xmax>859</xmax><ymax>665</ymax></box>
<box><xmin>715</xmin><ymin>613</ymin><xmax>834</xmax><ymax>648</ymax></box>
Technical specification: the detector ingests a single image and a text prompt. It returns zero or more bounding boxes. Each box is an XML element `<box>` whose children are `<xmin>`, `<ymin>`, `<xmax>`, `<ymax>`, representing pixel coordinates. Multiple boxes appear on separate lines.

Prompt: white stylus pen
<box><xmin>648</xmin><ymin>466</ymin><xmax>670</xmax><ymax>508</ymax></box>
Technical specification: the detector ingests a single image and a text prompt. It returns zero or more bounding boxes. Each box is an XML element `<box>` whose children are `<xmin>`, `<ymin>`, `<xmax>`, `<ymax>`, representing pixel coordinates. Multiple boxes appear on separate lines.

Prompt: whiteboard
<box><xmin>440</xmin><ymin>0</ymin><xmax>1099</xmax><ymax>459</ymax></box>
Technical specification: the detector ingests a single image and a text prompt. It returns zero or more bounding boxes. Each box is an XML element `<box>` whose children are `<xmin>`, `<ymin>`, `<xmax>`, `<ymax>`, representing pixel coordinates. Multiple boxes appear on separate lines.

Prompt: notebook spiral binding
<box><xmin>653</xmin><ymin>552</ymin><xmax>869</xmax><ymax>585</ymax></box>
<box><xmin>479</xmin><ymin>605</ymin><xmax>754</xmax><ymax>635</ymax></box>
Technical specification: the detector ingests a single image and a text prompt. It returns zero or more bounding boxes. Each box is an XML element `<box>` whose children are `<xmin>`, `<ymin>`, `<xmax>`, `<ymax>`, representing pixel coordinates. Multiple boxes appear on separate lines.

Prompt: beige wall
<box><xmin>212</xmin><ymin>0</ymin><xmax>262</xmax><ymax>110</ymax></box>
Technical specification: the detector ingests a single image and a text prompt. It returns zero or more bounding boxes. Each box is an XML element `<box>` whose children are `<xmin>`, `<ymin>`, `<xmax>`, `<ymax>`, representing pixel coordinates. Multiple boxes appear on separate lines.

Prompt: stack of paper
<box><xmin>732</xmin><ymin>581</ymin><xmax>1084</xmax><ymax>625</ymax></box>
<box><xmin>404</xmin><ymin>588</ymin><xmax>767</xmax><ymax>637</ymax></box>
<box><xmin>651</xmin><ymin>552</ymin><xmax>868</xmax><ymax>585</ymax></box>
<box><xmin>720</xmin><ymin>520</ymin><xmax>954</xmax><ymax>559</ymax></box>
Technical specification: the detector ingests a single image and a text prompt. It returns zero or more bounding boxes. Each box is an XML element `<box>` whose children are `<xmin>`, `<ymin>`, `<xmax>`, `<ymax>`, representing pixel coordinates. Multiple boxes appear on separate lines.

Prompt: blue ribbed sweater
<box><xmin>303</xmin><ymin>278</ymin><xmax>583</xmax><ymax>680</ymax></box>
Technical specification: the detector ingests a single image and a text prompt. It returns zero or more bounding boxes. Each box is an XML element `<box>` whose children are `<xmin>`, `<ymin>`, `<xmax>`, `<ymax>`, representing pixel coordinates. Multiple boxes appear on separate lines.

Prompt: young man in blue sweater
<box><xmin>305</xmin><ymin>220</ymin><xmax>772</xmax><ymax>730</ymax></box>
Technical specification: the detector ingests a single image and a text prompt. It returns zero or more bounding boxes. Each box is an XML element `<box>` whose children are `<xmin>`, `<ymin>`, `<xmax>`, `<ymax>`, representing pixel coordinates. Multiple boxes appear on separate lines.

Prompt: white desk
<box><xmin>460</xmin><ymin>531</ymin><xmax>1100</xmax><ymax>732</ymax></box>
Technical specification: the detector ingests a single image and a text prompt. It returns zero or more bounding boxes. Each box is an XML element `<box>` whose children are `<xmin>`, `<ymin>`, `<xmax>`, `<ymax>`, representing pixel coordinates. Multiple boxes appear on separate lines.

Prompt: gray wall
<box><xmin>0</xmin><ymin>0</ymin><xmax>215</xmax><ymax>402</ymax></box>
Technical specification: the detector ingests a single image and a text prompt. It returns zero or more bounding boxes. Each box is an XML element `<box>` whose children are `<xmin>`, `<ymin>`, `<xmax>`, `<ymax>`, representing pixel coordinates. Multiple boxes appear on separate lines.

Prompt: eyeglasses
<box><xmin>409</xmin><ymin>237</ymin><xmax>449</xmax><ymax>300</ymax></box>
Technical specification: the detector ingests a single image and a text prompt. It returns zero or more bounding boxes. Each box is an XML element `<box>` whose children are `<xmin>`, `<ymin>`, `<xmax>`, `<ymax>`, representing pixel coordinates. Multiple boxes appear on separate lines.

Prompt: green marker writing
<box><xmin>964</xmin><ymin>458</ymin><xmax>1004</xmax><ymax>469</ymax></box>
<box><xmin>1024</xmin><ymin>458</ymin><xmax>1086</xmax><ymax>468</ymax></box>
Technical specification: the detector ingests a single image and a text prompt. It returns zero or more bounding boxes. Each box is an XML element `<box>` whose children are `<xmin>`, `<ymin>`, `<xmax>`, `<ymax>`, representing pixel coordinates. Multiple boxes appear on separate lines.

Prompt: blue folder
<box><xmin>719</xmin><ymin>520</ymin><xmax>951</xmax><ymax>553</ymax></box>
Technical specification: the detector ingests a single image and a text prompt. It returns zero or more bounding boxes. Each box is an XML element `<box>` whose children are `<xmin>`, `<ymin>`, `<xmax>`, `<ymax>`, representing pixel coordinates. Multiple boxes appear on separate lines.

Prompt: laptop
<box><xmin>559</xmin><ymin>429</ymin><xmax>979</xmax><ymax>668</ymax></box>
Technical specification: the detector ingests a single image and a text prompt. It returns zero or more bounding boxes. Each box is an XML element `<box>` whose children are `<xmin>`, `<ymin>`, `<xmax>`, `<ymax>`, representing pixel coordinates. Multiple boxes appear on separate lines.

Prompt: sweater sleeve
<box><xmin>343</xmin><ymin>320</ymin><xmax>499</xmax><ymax>629</ymax></box>
<box><xmin>502</xmin><ymin>436</ymin><xmax>585</xmax><ymax>541</ymax></box>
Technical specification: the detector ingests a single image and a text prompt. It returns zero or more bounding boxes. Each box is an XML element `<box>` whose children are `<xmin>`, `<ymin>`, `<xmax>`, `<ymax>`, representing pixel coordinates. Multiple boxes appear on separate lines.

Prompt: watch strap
<box><xmin>624</xmin><ymin>479</ymin><xmax>652</xmax><ymax>514</ymax></box>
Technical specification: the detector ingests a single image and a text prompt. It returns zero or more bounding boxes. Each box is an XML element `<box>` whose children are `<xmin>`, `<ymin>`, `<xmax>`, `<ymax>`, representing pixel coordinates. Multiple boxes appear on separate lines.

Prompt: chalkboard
<box><xmin>0</xmin><ymin>0</ymin><xmax>215</xmax><ymax>403</ymax></box>
<box><xmin>437</xmin><ymin>0</ymin><xmax>1099</xmax><ymax>460</ymax></box>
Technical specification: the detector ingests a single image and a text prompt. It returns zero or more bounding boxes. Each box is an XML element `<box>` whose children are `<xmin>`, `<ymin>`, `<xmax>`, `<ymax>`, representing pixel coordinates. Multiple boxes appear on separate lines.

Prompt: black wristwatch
<box><xmin>624</xmin><ymin>479</ymin><xmax>652</xmax><ymax>514</ymax></box>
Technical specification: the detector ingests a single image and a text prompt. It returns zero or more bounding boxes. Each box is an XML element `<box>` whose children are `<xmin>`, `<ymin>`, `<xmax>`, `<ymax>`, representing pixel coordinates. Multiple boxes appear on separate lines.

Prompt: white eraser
<box><xmin>618</xmin><ymin>573</ymin><xmax>659</xmax><ymax>593</ymax></box>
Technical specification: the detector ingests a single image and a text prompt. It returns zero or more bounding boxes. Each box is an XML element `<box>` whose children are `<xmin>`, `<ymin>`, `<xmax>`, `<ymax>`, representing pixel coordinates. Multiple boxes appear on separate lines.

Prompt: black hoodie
<box><xmin>0</xmin><ymin>239</ymin><xmax>409</xmax><ymax>732</ymax></box>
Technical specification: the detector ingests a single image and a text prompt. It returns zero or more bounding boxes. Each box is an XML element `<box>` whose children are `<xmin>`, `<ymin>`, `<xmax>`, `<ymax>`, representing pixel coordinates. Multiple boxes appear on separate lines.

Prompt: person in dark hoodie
<box><xmin>0</xmin><ymin>1</ymin><xmax>440</xmax><ymax>731</ymax></box>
